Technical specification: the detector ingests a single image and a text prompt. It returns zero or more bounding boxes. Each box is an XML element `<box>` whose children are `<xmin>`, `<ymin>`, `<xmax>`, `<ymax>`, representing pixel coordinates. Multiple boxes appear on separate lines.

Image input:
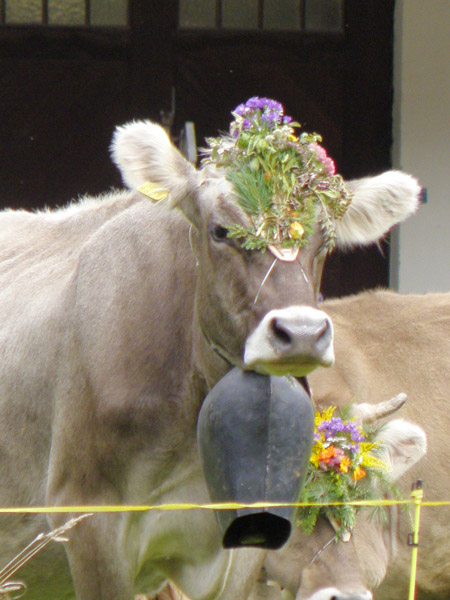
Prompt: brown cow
<box><xmin>0</xmin><ymin>118</ymin><xmax>419</xmax><ymax>600</ymax></box>
<box><xmin>258</xmin><ymin>290</ymin><xmax>449</xmax><ymax>600</ymax></box>
<box><xmin>153</xmin><ymin>401</ymin><xmax>427</xmax><ymax>600</ymax></box>
<box><xmin>156</xmin><ymin>291</ymin><xmax>447</xmax><ymax>600</ymax></box>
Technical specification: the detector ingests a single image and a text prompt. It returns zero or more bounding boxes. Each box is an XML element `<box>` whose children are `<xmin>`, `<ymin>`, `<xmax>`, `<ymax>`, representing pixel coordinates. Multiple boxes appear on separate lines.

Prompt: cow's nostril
<box><xmin>329</xmin><ymin>595</ymin><xmax>372</xmax><ymax>600</ymax></box>
<box><xmin>270</xmin><ymin>318</ymin><xmax>292</xmax><ymax>346</ymax></box>
<box><xmin>318</xmin><ymin>318</ymin><xmax>331</xmax><ymax>340</ymax></box>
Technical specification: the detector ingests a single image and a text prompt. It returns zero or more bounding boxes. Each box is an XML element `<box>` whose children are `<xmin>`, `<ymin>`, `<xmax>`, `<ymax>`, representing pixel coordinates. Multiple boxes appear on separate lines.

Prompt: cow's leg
<box><xmin>46</xmin><ymin>442</ymin><xmax>134</xmax><ymax>597</ymax></box>
<box><xmin>55</xmin><ymin>512</ymin><xmax>133</xmax><ymax>600</ymax></box>
<box><xmin>219</xmin><ymin>548</ymin><xmax>267</xmax><ymax>600</ymax></box>
<box><xmin>46</xmin><ymin>364</ymin><xmax>137</xmax><ymax>599</ymax></box>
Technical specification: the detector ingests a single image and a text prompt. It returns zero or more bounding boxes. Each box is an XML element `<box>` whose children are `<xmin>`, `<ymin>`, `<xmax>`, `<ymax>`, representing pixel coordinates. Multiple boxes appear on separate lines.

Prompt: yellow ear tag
<box><xmin>137</xmin><ymin>181</ymin><xmax>169</xmax><ymax>202</ymax></box>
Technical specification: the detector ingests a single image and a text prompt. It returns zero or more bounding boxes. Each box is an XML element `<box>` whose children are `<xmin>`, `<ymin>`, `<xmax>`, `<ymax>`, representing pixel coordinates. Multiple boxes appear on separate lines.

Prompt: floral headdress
<box><xmin>202</xmin><ymin>97</ymin><xmax>352</xmax><ymax>254</ymax></box>
<box><xmin>298</xmin><ymin>406</ymin><xmax>396</xmax><ymax>539</ymax></box>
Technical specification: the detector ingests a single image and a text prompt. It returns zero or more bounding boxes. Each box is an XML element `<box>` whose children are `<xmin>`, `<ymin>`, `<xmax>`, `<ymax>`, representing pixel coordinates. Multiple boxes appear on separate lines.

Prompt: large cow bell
<box><xmin>197</xmin><ymin>367</ymin><xmax>314</xmax><ymax>550</ymax></box>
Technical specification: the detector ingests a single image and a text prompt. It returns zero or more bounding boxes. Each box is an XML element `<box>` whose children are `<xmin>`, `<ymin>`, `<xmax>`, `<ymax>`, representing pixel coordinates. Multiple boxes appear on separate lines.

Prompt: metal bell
<box><xmin>197</xmin><ymin>367</ymin><xmax>314</xmax><ymax>550</ymax></box>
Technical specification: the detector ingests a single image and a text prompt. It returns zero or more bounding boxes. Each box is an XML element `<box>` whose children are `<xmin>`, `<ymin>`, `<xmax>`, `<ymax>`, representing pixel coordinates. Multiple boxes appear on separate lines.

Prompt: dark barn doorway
<box><xmin>0</xmin><ymin>0</ymin><xmax>395</xmax><ymax>298</ymax></box>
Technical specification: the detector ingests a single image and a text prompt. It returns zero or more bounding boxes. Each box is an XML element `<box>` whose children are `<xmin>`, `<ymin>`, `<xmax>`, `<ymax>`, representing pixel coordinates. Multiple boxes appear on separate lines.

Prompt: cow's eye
<box><xmin>210</xmin><ymin>225</ymin><xmax>230</xmax><ymax>242</ymax></box>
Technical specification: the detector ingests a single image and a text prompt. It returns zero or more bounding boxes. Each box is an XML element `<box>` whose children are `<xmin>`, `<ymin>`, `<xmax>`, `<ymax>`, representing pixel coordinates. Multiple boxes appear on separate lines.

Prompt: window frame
<box><xmin>177</xmin><ymin>0</ymin><xmax>344</xmax><ymax>34</ymax></box>
<box><xmin>0</xmin><ymin>0</ymin><xmax>129</xmax><ymax>27</ymax></box>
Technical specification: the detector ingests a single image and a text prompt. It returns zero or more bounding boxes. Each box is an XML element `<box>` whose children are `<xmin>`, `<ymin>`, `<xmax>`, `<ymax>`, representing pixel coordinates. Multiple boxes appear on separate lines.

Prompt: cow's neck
<box><xmin>191</xmin><ymin>309</ymin><xmax>235</xmax><ymax>393</ymax></box>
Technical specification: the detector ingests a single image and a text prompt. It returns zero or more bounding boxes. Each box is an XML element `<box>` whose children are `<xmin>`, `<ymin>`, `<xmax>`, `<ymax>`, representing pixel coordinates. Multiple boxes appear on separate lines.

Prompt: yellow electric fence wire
<box><xmin>0</xmin><ymin>492</ymin><xmax>448</xmax><ymax>597</ymax></box>
<box><xmin>408</xmin><ymin>481</ymin><xmax>424</xmax><ymax>600</ymax></box>
<box><xmin>0</xmin><ymin>499</ymin><xmax>448</xmax><ymax>513</ymax></box>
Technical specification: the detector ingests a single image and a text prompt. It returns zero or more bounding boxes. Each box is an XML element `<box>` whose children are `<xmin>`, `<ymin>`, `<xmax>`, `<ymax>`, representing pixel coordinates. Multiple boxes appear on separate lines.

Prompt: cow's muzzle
<box><xmin>243</xmin><ymin>306</ymin><xmax>334</xmax><ymax>377</ymax></box>
<box><xmin>197</xmin><ymin>368</ymin><xmax>314</xmax><ymax>550</ymax></box>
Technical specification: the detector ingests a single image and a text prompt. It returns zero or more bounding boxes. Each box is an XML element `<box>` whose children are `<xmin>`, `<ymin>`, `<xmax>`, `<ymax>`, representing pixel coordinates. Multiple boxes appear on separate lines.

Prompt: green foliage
<box><xmin>297</xmin><ymin>406</ymin><xmax>404</xmax><ymax>541</ymax></box>
<box><xmin>227</xmin><ymin>165</ymin><xmax>272</xmax><ymax>217</ymax></box>
<box><xmin>202</xmin><ymin>97</ymin><xmax>352</xmax><ymax>252</ymax></box>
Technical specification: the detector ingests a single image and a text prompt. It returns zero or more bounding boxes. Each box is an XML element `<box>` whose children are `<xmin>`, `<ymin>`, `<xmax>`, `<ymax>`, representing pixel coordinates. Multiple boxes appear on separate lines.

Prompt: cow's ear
<box><xmin>375</xmin><ymin>418</ymin><xmax>427</xmax><ymax>481</ymax></box>
<box><xmin>110</xmin><ymin>121</ymin><xmax>200</xmax><ymax>213</ymax></box>
<box><xmin>334</xmin><ymin>171</ymin><xmax>421</xmax><ymax>249</ymax></box>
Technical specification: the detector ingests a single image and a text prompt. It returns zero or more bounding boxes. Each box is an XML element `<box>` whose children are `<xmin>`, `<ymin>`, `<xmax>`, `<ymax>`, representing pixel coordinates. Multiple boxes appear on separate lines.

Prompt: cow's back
<box><xmin>318</xmin><ymin>290</ymin><xmax>449</xmax><ymax>499</ymax></box>
<box><xmin>316</xmin><ymin>290</ymin><xmax>449</xmax><ymax>414</ymax></box>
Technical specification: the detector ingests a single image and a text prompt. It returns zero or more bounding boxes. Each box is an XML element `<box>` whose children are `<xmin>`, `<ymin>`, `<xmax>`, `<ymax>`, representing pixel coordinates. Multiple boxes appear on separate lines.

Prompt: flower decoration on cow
<box><xmin>297</xmin><ymin>406</ymin><xmax>397</xmax><ymax>540</ymax></box>
<box><xmin>202</xmin><ymin>97</ymin><xmax>352</xmax><ymax>254</ymax></box>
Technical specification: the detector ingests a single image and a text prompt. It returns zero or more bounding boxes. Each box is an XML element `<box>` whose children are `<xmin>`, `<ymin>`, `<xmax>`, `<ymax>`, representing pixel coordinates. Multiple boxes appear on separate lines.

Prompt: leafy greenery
<box><xmin>202</xmin><ymin>97</ymin><xmax>352</xmax><ymax>252</ymax></box>
<box><xmin>297</xmin><ymin>406</ymin><xmax>403</xmax><ymax>540</ymax></box>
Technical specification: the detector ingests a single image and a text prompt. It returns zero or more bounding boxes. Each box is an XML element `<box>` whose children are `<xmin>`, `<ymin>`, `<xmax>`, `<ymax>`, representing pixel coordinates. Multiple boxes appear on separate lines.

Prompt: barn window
<box><xmin>0</xmin><ymin>0</ymin><xmax>128</xmax><ymax>26</ymax></box>
<box><xmin>178</xmin><ymin>0</ymin><xmax>344</xmax><ymax>32</ymax></box>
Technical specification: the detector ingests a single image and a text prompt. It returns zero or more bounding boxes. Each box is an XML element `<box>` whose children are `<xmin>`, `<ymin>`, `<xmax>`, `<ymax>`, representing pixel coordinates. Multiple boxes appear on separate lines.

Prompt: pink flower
<box><xmin>309</xmin><ymin>143</ymin><xmax>336</xmax><ymax>176</ymax></box>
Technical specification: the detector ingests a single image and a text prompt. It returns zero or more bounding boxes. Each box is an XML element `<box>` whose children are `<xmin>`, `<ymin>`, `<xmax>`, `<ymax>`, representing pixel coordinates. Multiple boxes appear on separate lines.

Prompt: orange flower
<box><xmin>352</xmin><ymin>466</ymin><xmax>366</xmax><ymax>481</ymax></box>
<box><xmin>339</xmin><ymin>456</ymin><xmax>351</xmax><ymax>474</ymax></box>
<box><xmin>317</xmin><ymin>446</ymin><xmax>337</xmax><ymax>463</ymax></box>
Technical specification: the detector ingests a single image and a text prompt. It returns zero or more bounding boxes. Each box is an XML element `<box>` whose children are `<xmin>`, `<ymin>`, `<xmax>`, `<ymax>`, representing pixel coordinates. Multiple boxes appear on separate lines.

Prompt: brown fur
<box><xmin>160</xmin><ymin>291</ymin><xmax>449</xmax><ymax>600</ymax></box>
<box><xmin>262</xmin><ymin>290</ymin><xmax>450</xmax><ymax>600</ymax></box>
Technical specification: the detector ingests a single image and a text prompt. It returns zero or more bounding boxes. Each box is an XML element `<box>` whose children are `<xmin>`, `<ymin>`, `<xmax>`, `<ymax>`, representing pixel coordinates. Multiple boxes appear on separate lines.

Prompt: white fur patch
<box><xmin>336</xmin><ymin>170</ymin><xmax>421</xmax><ymax>248</ymax></box>
<box><xmin>376</xmin><ymin>418</ymin><xmax>427</xmax><ymax>481</ymax></box>
<box><xmin>302</xmin><ymin>587</ymin><xmax>372</xmax><ymax>600</ymax></box>
<box><xmin>110</xmin><ymin>120</ymin><xmax>196</xmax><ymax>204</ymax></box>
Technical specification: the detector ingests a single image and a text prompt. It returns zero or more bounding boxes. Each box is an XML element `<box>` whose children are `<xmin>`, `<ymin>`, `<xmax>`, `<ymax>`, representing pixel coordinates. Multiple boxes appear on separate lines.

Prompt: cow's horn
<box><xmin>327</xmin><ymin>514</ymin><xmax>351</xmax><ymax>542</ymax></box>
<box><xmin>351</xmin><ymin>393</ymin><xmax>407</xmax><ymax>424</ymax></box>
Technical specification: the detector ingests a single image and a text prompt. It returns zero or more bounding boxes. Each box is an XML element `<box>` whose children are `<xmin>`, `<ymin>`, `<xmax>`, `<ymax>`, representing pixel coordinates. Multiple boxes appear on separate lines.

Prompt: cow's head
<box><xmin>263</xmin><ymin>400</ymin><xmax>427</xmax><ymax>600</ymax></box>
<box><xmin>111</xmin><ymin>100</ymin><xmax>420</xmax><ymax>380</ymax></box>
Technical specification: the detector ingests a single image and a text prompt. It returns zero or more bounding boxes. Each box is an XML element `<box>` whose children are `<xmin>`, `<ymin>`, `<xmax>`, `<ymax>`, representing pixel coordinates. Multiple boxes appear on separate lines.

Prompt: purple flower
<box><xmin>347</xmin><ymin>421</ymin><xmax>365</xmax><ymax>442</ymax></box>
<box><xmin>233</xmin><ymin>97</ymin><xmax>285</xmax><ymax>120</ymax></box>
<box><xmin>234</xmin><ymin>102</ymin><xmax>246</xmax><ymax>116</ymax></box>
<box><xmin>317</xmin><ymin>417</ymin><xmax>366</xmax><ymax>445</ymax></box>
<box><xmin>262</xmin><ymin>98</ymin><xmax>283</xmax><ymax>115</ymax></box>
<box><xmin>261</xmin><ymin>111</ymin><xmax>281</xmax><ymax>127</ymax></box>
<box><xmin>245</xmin><ymin>96</ymin><xmax>263</xmax><ymax>110</ymax></box>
